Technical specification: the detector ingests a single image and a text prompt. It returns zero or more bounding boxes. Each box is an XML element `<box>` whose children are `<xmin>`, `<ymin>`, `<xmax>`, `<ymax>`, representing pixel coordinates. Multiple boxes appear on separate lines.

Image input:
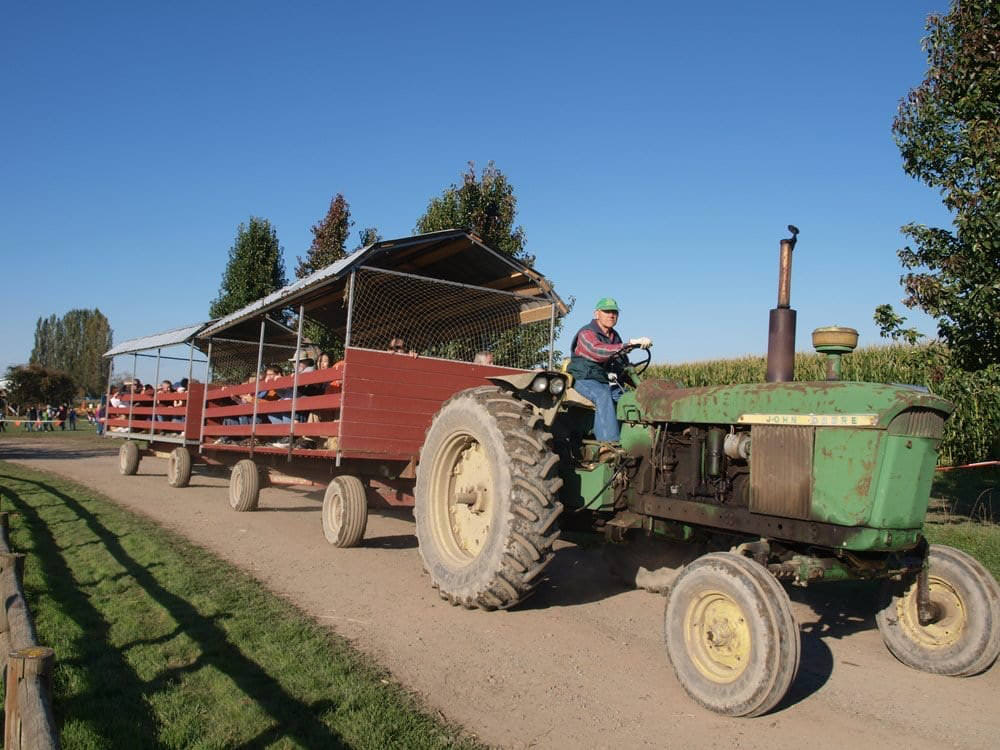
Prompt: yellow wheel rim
<box><xmin>898</xmin><ymin>575</ymin><xmax>966</xmax><ymax>649</ymax></box>
<box><xmin>684</xmin><ymin>590</ymin><xmax>751</xmax><ymax>683</ymax></box>
<box><xmin>429</xmin><ymin>432</ymin><xmax>494</xmax><ymax>562</ymax></box>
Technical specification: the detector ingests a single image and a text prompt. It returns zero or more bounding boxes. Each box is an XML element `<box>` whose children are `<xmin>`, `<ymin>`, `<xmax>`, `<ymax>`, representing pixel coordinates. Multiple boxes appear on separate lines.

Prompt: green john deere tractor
<box><xmin>413</xmin><ymin>226</ymin><xmax>1000</xmax><ymax>717</ymax></box>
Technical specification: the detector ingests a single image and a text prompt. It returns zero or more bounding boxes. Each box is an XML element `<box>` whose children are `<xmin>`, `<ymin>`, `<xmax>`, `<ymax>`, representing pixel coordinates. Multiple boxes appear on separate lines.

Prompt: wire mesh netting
<box><xmin>208</xmin><ymin>339</ymin><xmax>300</xmax><ymax>386</ymax></box>
<box><xmin>348</xmin><ymin>267</ymin><xmax>555</xmax><ymax>368</ymax></box>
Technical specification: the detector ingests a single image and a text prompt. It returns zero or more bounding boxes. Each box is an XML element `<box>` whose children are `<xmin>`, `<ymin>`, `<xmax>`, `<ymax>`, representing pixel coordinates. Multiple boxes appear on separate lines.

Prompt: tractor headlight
<box><xmin>530</xmin><ymin>375</ymin><xmax>549</xmax><ymax>393</ymax></box>
<box><xmin>548</xmin><ymin>377</ymin><xmax>565</xmax><ymax>395</ymax></box>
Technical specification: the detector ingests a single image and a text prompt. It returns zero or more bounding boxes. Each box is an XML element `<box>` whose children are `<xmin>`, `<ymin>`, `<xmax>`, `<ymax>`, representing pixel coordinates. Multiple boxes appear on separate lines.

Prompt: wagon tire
<box><xmin>876</xmin><ymin>544</ymin><xmax>1000</xmax><ymax>676</ymax></box>
<box><xmin>167</xmin><ymin>447</ymin><xmax>192</xmax><ymax>488</ymax></box>
<box><xmin>664</xmin><ymin>552</ymin><xmax>800</xmax><ymax>717</ymax></box>
<box><xmin>119</xmin><ymin>442</ymin><xmax>140</xmax><ymax>476</ymax></box>
<box><xmin>415</xmin><ymin>386</ymin><xmax>563</xmax><ymax>610</ymax></box>
<box><xmin>322</xmin><ymin>476</ymin><xmax>368</xmax><ymax>548</ymax></box>
<box><xmin>228</xmin><ymin>459</ymin><xmax>260</xmax><ymax>512</ymax></box>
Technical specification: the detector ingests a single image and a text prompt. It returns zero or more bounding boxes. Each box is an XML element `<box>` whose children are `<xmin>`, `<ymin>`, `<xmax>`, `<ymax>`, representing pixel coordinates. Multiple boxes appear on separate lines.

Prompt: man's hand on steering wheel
<box><xmin>614</xmin><ymin>339</ymin><xmax>653</xmax><ymax>375</ymax></box>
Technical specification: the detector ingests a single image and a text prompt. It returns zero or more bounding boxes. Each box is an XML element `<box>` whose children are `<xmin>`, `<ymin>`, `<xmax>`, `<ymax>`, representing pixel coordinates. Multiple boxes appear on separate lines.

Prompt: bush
<box><xmin>648</xmin><ymin>343</ymin><xmax>999</xmax><ymax>466</ymax></box>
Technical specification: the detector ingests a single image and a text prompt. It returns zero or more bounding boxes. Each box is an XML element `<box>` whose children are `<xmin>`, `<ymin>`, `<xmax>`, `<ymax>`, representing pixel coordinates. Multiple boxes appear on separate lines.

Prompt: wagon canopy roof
<box><xmin>104</xmin><ymin>321</ymin><xmax>209</xmax><ymax>357</ymax></box>
<box><xmin>197</xmin><ymin>229</ymin><xmax>568</xmax><ymax>343</ymax></box>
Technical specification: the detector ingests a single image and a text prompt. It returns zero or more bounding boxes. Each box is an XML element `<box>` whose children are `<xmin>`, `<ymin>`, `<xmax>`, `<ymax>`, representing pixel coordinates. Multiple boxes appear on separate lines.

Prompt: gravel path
<box><xmin>3</xmin><ymin>438</ymin><xmax>998</xmax><ymax>749</ymax></box>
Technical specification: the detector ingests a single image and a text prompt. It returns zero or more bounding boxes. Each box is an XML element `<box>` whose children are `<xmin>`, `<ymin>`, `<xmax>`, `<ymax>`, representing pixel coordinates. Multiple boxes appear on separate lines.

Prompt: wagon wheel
<box><xmin>664</xmin><ymin>552</ymin><xmax>800</xmax><ymax>717</ymax></box>
<box><xmin>119</xmin><ymin>442</ymin><xmax>140</xmax><ymax>476</ymax></box>
<box><xmin>167</xmin><ymin>446</ymin><xmax>192</xmax><ymax>488</ymax></box>
<box><xmin>228</xmin><ymin>459</ymin><xmax>260</xmax><ymax>512</ymax></box>
<box><xmin>322</xmin><ymin>476</ymin><xmax>368</xmax><ymax>548</ymax></box>
<box><xmin>876</xmin><ymin>544</ymin><xmax>1000</xmax><ymax>676</ymax></box>
<box><xmin>415</xmin><ymin>386</ymin><xmax>564</xmax><ymax>610</ymax></box>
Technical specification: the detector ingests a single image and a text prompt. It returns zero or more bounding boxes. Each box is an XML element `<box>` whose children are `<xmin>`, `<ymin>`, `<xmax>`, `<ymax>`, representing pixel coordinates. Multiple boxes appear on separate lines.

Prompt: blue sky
<box><xmin>1</xmin><ymin>1</ymin><xmax>953</xmax><ymax>377</ymax></box>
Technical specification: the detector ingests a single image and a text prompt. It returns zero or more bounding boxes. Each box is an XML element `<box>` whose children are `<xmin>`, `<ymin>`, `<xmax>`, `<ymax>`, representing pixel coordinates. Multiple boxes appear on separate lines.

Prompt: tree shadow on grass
<box><xmin>0</xmin><ymin>474</ymin><xmax>348</xmax><ymax>749</ymax></box>
<box><xmin>0</xmin><ymin>483</ymin><xmax>160</xmax><ymax>748</ymax></box>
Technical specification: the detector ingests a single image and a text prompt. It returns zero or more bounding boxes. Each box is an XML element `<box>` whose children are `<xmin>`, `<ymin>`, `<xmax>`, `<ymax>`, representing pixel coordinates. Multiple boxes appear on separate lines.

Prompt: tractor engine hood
<box><xmin>634</xmin><ymin>380</ymin><xmax>954</xmax><ymax>430</ymax></box>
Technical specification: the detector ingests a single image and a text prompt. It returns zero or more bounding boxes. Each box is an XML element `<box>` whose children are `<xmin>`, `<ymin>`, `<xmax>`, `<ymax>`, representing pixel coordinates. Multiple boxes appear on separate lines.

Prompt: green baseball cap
<box><xmin>595</xmin><ymin>296</ymin><xmax>619</xmax><ymax>312</ymax></box>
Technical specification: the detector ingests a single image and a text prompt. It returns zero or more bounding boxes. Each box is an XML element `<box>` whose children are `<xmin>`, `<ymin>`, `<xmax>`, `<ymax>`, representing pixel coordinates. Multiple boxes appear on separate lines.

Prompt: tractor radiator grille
<box><xmin>889</xmin><ymin>408</ymin><xmax>945</xmax><ymax>439</ymax></box>
<box><xmin>749</xmin><ymin>426</ymin><xmax>814</xmax><ymax>520</ymax></box>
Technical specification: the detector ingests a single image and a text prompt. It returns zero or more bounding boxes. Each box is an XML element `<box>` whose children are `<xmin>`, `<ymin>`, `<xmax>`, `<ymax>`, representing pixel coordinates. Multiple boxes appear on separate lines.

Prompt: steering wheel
<box><xmin>613</xmin><ymin>344</ymin><xmax>651</xmax><ymax>376</ymax></box>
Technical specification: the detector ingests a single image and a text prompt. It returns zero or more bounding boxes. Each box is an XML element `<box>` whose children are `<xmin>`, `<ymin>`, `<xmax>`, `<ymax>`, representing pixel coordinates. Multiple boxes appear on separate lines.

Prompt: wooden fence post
<box><xmin>4</xmin><ymin>646</ymin><xmax>58</xmax><ymax>749</ymax></box>
<box><xmin>0</xmin><ymin>512</ymin><xmax>10</xmax><ymax>553</ymax></box>
<box><xmin>0</xmin><ymin>553</ymin><xmax>38</xmax><ymax>674</ymax></box>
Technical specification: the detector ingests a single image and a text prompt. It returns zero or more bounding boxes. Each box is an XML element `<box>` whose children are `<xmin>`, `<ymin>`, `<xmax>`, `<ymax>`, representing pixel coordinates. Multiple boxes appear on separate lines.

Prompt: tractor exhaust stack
<box><xmin>766</xmin><ymin>225</ymin><xmax>799</xmax><ymax>383</ymax></box>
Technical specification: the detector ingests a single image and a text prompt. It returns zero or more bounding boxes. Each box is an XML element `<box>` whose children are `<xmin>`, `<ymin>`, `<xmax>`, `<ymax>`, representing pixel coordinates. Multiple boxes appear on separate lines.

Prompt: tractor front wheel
<box><xmin>664</xmin><ymin>552</ymin><xmax>800</xmax><ymax>717</ymax></box>
<box><xmin>876</xmin><ymin>544</ymin><xmax>1000</xmax><ymax>676</ymax></box>
<box><xmin>415</xmin><ymin>386</ymin><xmax>563</xmax><ymax>610</ymax></box>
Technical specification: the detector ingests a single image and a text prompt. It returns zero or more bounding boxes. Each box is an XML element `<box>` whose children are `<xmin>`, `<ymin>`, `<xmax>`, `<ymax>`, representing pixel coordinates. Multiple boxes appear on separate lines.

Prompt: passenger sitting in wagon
<box><xmin>156</xmin><ymin>381</ymin><xmax>173</xmax><ymax>423</ymax></box>
<box><xmin>388</xmin><ymin>337</ymin><xmax>417</xmax><ymax>357</ymax></box>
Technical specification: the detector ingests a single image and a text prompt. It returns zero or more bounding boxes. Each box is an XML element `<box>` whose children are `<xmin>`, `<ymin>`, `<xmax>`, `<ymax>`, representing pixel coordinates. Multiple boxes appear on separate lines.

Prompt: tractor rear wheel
<box><xmin>322</xmin><ymin>476</ymin><xmax>368</xmax><ymax>548</ymax></box>
<box><xmin>664</xmin><ymin>552</ymin><xmax>800</xmax><ymax>717</ymax></box>
<box><xmin>228</xmin><ymin>459</ymin><xmax>260</xmax><ymax>512</ymax></box>
<box><xmin>119</xmin><ymin>442</ymin><xmax>140</xmax><ymax>475</ymax></box>
<box><xmin>415</xmin><ymin>386</ymin><xmax>563</xmax><ymax>610</ymax></box>
<box><xmin>876</xmin><ymin>544</ymin><xmax>1000</xmax><ymax>676</ymax></box>
<box><xmin>167</xmin><ymin>447</ymin><xmax>192</xmax><ymax>488</ymax></box>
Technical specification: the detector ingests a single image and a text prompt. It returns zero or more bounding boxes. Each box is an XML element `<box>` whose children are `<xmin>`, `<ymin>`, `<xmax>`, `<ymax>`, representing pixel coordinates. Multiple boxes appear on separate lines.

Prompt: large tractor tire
<box><xmin>119</xmin><ymin>442</ymin><xmax>140</xmax><ymax>476</ymax></box>
<box><xmin>415</xmin><ymin>386</ymin><xmax>563</xmax><ymax>610</ymax></box>
<box><xmin>322</xmin><ymin>475</ymin><xmax>368</xmax><ymax>548</ymax></box>
<box><xmin>228</xmin><ymin>459</ymin><xmax>260</xmax><ymax>512</ymax></box>
<box><xmin>167</xmin><ymin>446</ymin><xmax>192</xmax><ymax>488</ymax></box>
<box><xmin>664</xmin><ymin>552</ymin><xmax>800</xmax><ymax>717</ymax></box>
<box><xmin>876</xmin><ymin>544</ymin><xmax>1000</xmax><ymax>676</ymax></box>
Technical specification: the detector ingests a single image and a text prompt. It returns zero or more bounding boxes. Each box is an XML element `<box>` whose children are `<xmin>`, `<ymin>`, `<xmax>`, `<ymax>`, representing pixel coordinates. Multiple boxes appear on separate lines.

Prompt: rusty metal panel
<box><xmin>750</xmin><ymin>426</ymin><xmax>814</xmax><ymax>519</ymax></box>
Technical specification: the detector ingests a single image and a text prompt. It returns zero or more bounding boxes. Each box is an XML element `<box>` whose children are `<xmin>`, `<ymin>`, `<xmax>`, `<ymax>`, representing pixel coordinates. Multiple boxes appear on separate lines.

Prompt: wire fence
<box><xmin>349</xmin><ymin>267</ymin><xmax>554</xmax><ymax>368</ymax></box>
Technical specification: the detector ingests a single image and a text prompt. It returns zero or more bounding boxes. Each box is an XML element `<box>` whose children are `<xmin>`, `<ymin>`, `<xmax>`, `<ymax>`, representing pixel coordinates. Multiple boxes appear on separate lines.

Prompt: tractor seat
<box><xmin>559</xmin><ymin>358</ymin><xmax>595</xmax><ymax>409</ymax></box>
<box><xmin>563</xmin><ymin>388</ymin><xmax>595</xmax><ymax>409</ymax></box>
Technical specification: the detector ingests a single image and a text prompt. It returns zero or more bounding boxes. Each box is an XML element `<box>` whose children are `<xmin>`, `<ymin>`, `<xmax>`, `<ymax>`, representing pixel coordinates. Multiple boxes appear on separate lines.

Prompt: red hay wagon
<box><xmin>103</xmin><ymin>230</ymin><xmax>569</xmax><ymax>545</ymax></box>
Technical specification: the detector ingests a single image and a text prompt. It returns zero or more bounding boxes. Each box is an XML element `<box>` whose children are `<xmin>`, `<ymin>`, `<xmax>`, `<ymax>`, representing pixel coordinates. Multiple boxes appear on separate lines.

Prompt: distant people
<box><xmin>95</xmin><ymin>399</ymin><xmax>106</xmax><ymax>436</ymax></box>
<box><xmin>68</xmin><ymin>404</ymin><xmax>77</xmax><ymax>430</ymax></box>
<box><xmin>57</xmin><ymin>403</ymin><xmax>68</xmax><ymax>430</ymax></box>
<box><xmin>474</xmin><ymin>351</ymin><xmax>494</xmax><ymax>365</ymax></box>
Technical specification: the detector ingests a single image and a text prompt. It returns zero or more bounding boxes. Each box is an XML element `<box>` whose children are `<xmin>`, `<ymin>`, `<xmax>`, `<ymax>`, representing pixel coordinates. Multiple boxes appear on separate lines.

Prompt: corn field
<box><xmin>648</xmin><ymin>343</ymin><xmax>1000</xmax><ymax>466</ymax></box>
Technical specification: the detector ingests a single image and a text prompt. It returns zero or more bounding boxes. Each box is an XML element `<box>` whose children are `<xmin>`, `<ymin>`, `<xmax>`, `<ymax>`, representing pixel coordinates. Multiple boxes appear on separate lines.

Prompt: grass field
<box><xmin>926</xmin><ymin>465</ymin><xmax>1000</xmax><ymax>580</ymax></box>
<box><xmin>0</xmin><ymin>462</ymin><xmax>478</xmax><ymax>750</ymax></box>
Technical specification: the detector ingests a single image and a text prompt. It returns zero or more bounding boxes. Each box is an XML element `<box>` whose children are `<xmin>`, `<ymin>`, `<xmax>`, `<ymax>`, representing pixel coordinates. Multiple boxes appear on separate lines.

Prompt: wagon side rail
<box><xmin>200</xmin><ymin>368</ymin><xmax>344</xmax><ymax>455</ymax></box>
<box><xmin>105</xmin><ymin>384</ymin><xmax>204</xmax><ymax>446</ymax></box>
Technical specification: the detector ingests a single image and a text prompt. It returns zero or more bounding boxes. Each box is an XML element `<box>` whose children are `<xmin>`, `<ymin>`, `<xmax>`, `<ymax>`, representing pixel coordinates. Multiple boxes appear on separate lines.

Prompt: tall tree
<box><xmin>210</xmin><ymin>217</ymin><xmax>288</xmax><ymax>319</ymax></box>
<box><xmin>296</xmin><ymin>194</ymin><xmax>352</xmax><ymax>279</ymax></box>
<box><xmin>415</xmin><ymin>162</ymin><xmax>569</xmax><ymax>367</ymax></box>
<box><xmin>416</xmin><ymin>161</ymin><xmax>532</xmax><ymax>265</ymax></box>
<box><xmin>356</xmin><ymin>226</ymin><xmax>381</xmax><ymax>249</ymax></box>
<box><xmin>30</xmin><ymin>309</ymin><xmax>112</xmax><ymax>396</ymax></box>
<box><xmin>877</xmin><ymin>0</ymin><xmax>1000</xmax><ymax>370</ymax></box>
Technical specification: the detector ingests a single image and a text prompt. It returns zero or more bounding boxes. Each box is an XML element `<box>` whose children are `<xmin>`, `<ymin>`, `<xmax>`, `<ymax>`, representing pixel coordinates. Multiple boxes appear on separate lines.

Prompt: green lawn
<box><xmin>926</xmin><ymin>465</ymin><xmax>1000</xmax><ymax>580</ymax></box>
<box><xmin>0</xmin><ymin>462</ymin><xmax>478</xmax><ymax>749</ymax></box>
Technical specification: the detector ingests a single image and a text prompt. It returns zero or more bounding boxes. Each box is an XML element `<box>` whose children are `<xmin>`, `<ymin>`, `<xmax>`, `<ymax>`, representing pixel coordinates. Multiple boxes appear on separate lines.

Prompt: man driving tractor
<box><xmin>566</xmin><ymin>296</ymin><xmax>652</xmax><ymax>441</ymax></box>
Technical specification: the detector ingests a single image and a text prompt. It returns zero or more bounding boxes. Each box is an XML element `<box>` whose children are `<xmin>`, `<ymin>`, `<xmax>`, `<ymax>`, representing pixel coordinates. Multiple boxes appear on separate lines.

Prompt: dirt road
<box><xmin>3</xmin><ymin>438</ymin><xmax>997</xmax><ymax>749</ymax></box>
